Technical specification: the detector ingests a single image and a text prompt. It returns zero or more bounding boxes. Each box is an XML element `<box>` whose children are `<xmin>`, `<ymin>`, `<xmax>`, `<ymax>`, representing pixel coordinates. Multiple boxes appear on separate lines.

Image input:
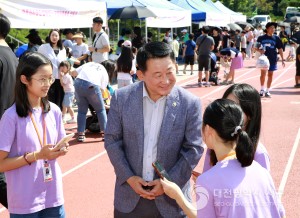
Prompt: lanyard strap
<box><xmin>219</xmin><ymin>151</ymin><xmax>236</xmax><ymax>161</ymax></box>
<box><xmin>93</xmin><ymin>32</ymin><xmax>103</xmax><ymax>47</ymax></box>
<box><xmin>29</xmin><ymin>112</ymin><xmax>47</xmax><ymax>147</ymax></box>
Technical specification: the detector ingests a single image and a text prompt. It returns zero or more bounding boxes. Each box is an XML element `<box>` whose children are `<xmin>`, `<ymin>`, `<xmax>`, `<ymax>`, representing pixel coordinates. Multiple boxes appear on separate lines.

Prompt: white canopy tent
<box><xmin>0</xmin><ymin>0</ymin><xmax>107</xmax><ymax>28</ymax></box>
<box><xmin>214</xmin><ymin>1</ymin><xmax>246</xmax><ymax>23</ymax></box>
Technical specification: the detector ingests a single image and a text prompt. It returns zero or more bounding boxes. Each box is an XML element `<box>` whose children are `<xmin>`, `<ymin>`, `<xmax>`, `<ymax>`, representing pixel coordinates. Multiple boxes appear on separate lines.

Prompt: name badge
<box><xmin>43</xmin><ymin>161</ymin><xmax>53</xmax><ymax>182</ymax></box>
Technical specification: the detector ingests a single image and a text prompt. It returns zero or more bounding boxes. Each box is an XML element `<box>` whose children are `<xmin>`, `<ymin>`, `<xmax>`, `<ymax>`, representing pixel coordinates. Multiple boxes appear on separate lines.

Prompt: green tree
<box><xmin>254</xmin><ymin>0</ymin><xmax>275</xmax><ymax>14</ymax></box>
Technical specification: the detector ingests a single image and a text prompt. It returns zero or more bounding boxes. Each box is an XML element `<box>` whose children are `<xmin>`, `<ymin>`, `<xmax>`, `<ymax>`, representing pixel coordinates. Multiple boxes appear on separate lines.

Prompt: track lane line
<box><xmin>278</xmin><ymin>128</ymin><xmax>300</xmax><ymax>200</ymax></box>
<box><xmin>62</xmin><ymin>150</ymin><xmax>107</xmax><ymax>177</ymax></box>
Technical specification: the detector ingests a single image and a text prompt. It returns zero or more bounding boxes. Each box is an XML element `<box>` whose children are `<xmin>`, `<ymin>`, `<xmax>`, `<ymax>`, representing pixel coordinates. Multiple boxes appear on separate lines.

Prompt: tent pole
<box><xmin>145</xmin><ymin>19</ymin><xmax>148</xmax><ymax>43</ymax></box>
<box><xmin>118</xmin><ymin>20</ymin><xmax>120</xmax><ymax>40</ymax></box>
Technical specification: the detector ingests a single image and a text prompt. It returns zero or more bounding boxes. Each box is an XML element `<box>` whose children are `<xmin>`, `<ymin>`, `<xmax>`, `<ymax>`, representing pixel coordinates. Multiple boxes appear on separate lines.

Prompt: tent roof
<box><xmin>214</xmin><ymin>1</ymin><xmax>239</xmax><ymax>15</ymax></box>
<box><xmin>214</xmin><ymin>1</ymin><xmax>246</xmax><ymax>22</ymax></box>
<box><xmin>168</xmin><ymin>0</ymin><xmax>206</xmax><ymax>22</ymax></box>
<box><xmin>103</xmin><ymin>0</ymin><xmax>186</xmax><ymax>16</ymax></box>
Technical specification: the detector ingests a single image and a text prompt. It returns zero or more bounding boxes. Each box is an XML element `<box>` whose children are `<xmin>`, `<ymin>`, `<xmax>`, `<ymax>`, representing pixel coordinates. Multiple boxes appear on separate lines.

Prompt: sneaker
<box><xmin>183</xmin><ymin>70</ymin><xmax>186</xmax><ymax>74</ymax></box>
<box><xmin>203</xmin><ymin>82</ymin><xmax>211</xmax><ymax>87</ymax></box>
<box><xmin>190</xmin><ymin>72</ymin><xmax>193</xmax><ymax>75</ymax></box>
<box><xmin>265</xmin><ymin>92</ymin><xmax>271</xmax><ymax>98</ymax></box>
<box><xmin>67</xmin><ymin>118</ymin><xmax>77</xmax><ymax>124</ymax></box>
<box><xmin>198</xmin><ymin>81</ymin><xmax>203</xmax><ymax>87</ymax></box>
<box><xmin>259</xmin><ymin>90</ymin><xmax>265</xmax><ymax>97</ymax></box>
<box><xmin>77</xmin><ymin>134</ymin><xmax>85</xmax><ymax>142</ymax></box>
<box><xmin>294</xmin><ymin>84</ymin><xmax>300</xmax><ymax>88</ymax></box>
<box><xmin>220</xmin><ymin>81</ymin><xmax>228</xmax><ymax>85</ymax></box>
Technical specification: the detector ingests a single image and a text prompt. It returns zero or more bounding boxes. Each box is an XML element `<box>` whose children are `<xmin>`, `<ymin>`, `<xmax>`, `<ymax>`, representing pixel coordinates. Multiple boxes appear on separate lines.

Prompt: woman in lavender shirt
<box><xmin>203</xmin><ymin>83</ymin><xmax>270</xmax><ymax>172</ymax></box>
<box><xmin>0</xmin><ymin>52</ymin><xmax>68</xmax><ymax>217</ymax></box>
<box><xmin>161</xmin><ymin>99</ymin><xmax>284</xmax><ymax>218</ymax></box>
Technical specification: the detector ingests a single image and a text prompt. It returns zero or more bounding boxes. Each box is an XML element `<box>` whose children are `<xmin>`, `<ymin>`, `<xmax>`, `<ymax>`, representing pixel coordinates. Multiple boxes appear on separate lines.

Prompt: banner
<box><xmin>146</xmin><ymin>7</ymin><xmax>191</xmax><ymax>28</ymax></box>
<box><xmin>0</xmin><ymin>0</ymin><xmax>107</xmax><ymax>28</ymax></box>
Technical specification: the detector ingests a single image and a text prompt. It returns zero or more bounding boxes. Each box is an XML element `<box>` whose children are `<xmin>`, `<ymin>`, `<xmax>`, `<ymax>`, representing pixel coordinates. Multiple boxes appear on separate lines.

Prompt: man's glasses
<box><xmin>31</xmin><ymin>77</ymin><xmax>55</xmax><ymax>86</ymax></box>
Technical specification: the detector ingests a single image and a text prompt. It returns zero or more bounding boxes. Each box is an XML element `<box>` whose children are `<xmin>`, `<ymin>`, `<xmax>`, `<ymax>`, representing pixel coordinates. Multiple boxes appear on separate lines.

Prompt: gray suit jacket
<box><xmin>105</xmin><ymin>82</ymin><xmax>203</xmax><ymax>217</ymax></box>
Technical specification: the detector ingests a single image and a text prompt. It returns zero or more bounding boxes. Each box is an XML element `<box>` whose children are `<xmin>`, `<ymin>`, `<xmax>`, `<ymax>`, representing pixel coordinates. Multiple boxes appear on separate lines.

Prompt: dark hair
<box><xmin>15</xmin><ymin>52</ymin><xmax>53</xmax><ymax>117</ymax></box>
<box><xmin>204</xmin><ymin>99</ymin><xmax>254</xmax><ymax>167</ymax></box>
<box><xmin>223</xmin><ymin>84</ymin><xmax>261</xmax><ymax>149</ymax></box>
<box><xmin>0</xmin><ymin>14</ymin><xmax>11</xmax><ymax>38</ymax></box>
<box><xmin>101</xmin><ymin>60</ymin><xmax>116</xmax><ymax>83</ymax></box>
<box><xmin>117</xmin><ymin>46</ymin><xmax>133</xmax><ymax>73</ymax></box>
<box><xmin>133</xmin><ymin>26</ymin><xmax>141</xmax><ymax>36</ymax></box>
<box><xmin>173</xmin><ymin>33</ymin><xmax>178</xmax><ymax>39</ymax></box>
<box><xmin>26</xmin><ymin>29</ymin><xmax>43</xmax><ymax>46</ymax></box>
<box><xmin>48</xmin><ymin>29</ymin><xmax>63</xmax><ymax>50</ymax></box>
<box><xmin>132</xmin><ymin>46</ymin><xmax>137</xmax><ymax>54</ymax></box>
<box><xmin>59</xmin><ymin>60</ymin><xmax>71</xmax><ymax>71</ymax></box>
<box><xmin>117</xmin><ymin>39</ymin><xmax>125</xmax><ymax>48</ymax></box>
<box><xmin>189</xmin><ymin>33</ymin><xmax>194</xmax><ymax>40</ymax></box>
<box><xmin>62</xmin><ymin>28</ymin><xmax>74</xmax><ymax>35</ymax></box>
<box><xmin>202</xmin><ymin>26</ymin><xmax>210</xmax><ymax>34</ymax></box>
<box><xmin>93</xmin><ymin>16</ymin><xmax>103</xmax><ymax>24</ymax></box>
<box><xmin>136</xmin><ymin>41</ymin><xmax>175</xmax><ymax>72</ymax></box>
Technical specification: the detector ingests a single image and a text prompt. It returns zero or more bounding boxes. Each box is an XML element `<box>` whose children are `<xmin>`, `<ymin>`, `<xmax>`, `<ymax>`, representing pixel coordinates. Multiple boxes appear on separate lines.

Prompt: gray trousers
<box><xmin>114</xmin><ymin>198</ymin><xmax>163</xmax><ymax>218</ymax></box>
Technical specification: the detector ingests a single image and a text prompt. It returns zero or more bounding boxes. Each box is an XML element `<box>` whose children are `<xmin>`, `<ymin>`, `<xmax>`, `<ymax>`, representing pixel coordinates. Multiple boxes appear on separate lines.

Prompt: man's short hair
<box><xmin>93</xmin><ymin>17</ymin><xmax>103</xmax><ymax>24</ymax></box>
<box><xmin>62</xmin><ymin>28</ymin><xmax>74</xmax><ymax>35</ymax></box>
<box><xmin>202</xmin><ymin>26</ymin><xmax>210</xmax><ymax>34</ymax></box>
<box><xmin>189</xmin><ymin>33</ymin><xmax>194</xmax><ymax>39</ymax></box>
<box><xmin>136</xmin><ymin>41</ymin><xmax>175</xmax><ymax>72</ymax></box>
<box><xmin>0</xmin><ymin>14</ymin><xmax>11</xmax><ymax>38</ymax></box>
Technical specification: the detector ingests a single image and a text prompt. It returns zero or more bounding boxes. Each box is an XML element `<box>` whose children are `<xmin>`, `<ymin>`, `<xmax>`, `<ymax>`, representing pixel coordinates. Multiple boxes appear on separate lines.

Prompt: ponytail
<box><xmin>210</xmin><ymin>150</ymin><xmax>218</xmax><ymax>166</ymax></box>
<box><xmin>235</xmin><ymin>130</ymin><xmax>254</xmax><ymax>167</ymax></box>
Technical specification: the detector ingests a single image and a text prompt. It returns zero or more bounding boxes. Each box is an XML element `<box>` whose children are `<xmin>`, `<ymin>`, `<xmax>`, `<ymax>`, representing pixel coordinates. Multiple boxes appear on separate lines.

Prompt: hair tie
<box><xmin>231</xmin><ymin>126</ymin><xmax>242</xmax><ymax>137</ymax></box>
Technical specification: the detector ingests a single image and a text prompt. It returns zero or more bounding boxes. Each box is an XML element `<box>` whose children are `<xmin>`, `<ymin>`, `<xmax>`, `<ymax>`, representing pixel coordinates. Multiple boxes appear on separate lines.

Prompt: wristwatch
<box><xmin>95</xmin><ymin>48</ymin><xmax>98</xmax><ymax>52</ymax></box>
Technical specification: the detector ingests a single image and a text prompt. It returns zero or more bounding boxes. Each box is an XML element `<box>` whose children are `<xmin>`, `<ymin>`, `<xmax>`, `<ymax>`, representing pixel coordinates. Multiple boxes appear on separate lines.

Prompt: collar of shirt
<box><xmin>142</xmin><ymin>83</ymin><xmax>166</xmax><ymax>103</ymax></box>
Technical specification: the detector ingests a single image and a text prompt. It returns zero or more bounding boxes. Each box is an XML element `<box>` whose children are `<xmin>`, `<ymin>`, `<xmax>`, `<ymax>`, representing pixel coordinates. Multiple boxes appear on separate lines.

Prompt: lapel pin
<box><xmin>172</xmin><ymin>102</ymin><xmax>177</xmax><ymax>107</ymax></box>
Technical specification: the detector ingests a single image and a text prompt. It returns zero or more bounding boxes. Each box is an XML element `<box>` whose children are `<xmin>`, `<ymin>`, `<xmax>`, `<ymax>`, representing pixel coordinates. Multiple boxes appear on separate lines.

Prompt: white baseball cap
<box><xmin>181</xmin><ymin>29</ymin><xmax>188</xmax><ymax>33</ymax></box>
<box><xmin>122</xmin><ymin>40</ymin><xmax>132</xmax><ymax>47</ymax></box>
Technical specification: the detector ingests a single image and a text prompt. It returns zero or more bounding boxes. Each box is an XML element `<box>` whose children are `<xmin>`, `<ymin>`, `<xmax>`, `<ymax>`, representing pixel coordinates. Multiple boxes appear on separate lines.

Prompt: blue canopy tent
<box><xmin>169</xmin><ymin>0</ymin><xmax>229</xmax><ymax>26</ymax></box>
<box><xmin>168</xmin><ymin>0</ymin><xmax>206</xmax><ymax>22</ymax></box>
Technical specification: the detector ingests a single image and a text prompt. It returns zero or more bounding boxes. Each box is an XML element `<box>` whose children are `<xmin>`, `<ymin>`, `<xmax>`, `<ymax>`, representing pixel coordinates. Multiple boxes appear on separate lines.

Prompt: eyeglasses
<box><xmin>31</xmin><ymin>77</ymin><xmax>55</xmax><ymax>86</ymax></box>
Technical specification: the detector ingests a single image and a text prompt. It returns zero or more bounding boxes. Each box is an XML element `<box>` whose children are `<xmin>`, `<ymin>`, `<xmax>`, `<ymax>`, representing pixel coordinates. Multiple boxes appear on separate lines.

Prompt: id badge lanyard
<box><xmin>29</xmin><ymin>111</ymin><xmax>53</xmax><ymax>182</ymax></box>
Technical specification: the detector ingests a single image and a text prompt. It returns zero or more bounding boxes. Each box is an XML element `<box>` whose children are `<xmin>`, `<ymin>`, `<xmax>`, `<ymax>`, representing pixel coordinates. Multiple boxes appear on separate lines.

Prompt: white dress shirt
<box><xmin>142</xmin><ymin>84</ymin><xmax>166</xmax><ymax>181</ymax></box>
<box><xmin>38</xmin><ymin>43</ymin><xmax>67</xmax><ymax>79</ymax></box>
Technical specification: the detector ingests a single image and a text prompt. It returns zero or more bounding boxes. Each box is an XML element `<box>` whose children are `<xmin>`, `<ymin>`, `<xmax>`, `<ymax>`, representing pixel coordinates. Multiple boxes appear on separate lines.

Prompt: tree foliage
<box><xmin>216</xmin><ymin>0</ymin><xmax>299</xmax><ymax>18</ymax></box>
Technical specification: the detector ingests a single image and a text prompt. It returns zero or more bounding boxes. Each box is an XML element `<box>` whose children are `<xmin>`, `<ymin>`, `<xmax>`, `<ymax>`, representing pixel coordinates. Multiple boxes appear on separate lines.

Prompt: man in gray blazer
<box><xmin>105</xmin><ymin>42</ymin><xmax>203</xmax><ymax>217</ymax></box>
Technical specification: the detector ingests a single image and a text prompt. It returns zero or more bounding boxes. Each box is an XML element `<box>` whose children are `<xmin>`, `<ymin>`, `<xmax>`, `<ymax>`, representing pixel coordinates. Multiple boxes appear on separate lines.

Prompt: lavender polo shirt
<box><xmin>203</xmin><ymin>142</ymin><xmax>271</xmax><ymax>173</ymax></box>
<box><xmin>196</xmin><ymin>159</ymin><xmax>283</xmax><ymax>218</ymax></box>
<box><xmin>0</xmin><ymin>103</ymin><xmax>65</xmax><ymax>214</ymax></box>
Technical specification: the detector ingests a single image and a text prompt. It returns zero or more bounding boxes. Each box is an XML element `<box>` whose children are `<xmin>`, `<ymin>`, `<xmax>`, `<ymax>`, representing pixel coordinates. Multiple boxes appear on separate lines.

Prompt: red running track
<box><xmin>1</xmin><ymin>57</ymin><xmax>299</xmax><ymax>218</ymax></box>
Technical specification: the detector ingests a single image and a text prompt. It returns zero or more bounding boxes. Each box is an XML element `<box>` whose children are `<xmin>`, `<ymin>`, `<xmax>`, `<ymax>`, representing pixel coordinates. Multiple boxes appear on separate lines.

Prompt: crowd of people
<box><xmin>0</xmin><ymin>12</ymin><xmax>297</xmax><ymax>217</ymax></box>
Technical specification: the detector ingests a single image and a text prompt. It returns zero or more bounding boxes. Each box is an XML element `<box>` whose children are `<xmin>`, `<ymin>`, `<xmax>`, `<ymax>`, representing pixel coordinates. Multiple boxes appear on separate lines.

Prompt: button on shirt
<box><xmin>142</xmin><ymin>84</ymin><xmax>166</xmax><ymax>181</ymax></box>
